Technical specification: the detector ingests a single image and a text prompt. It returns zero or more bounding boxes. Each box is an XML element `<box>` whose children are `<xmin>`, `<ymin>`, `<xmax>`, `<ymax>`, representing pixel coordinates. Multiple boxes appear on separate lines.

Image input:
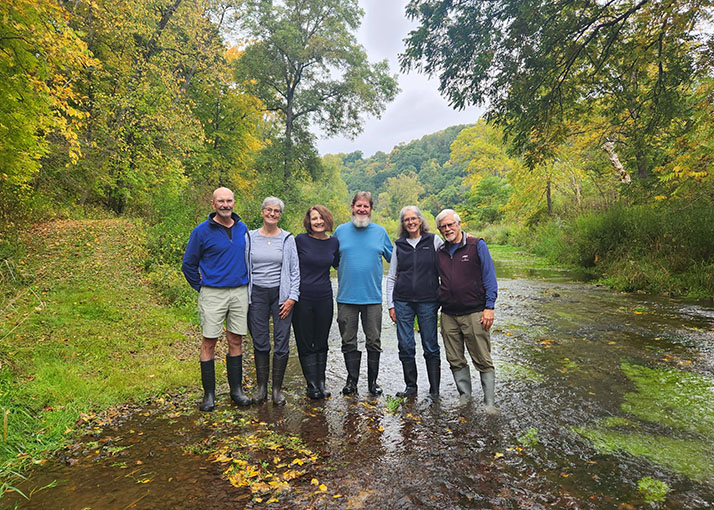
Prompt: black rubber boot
<box><xmin>316</xmin><ymin>351</ymin><xmax>331</xmax><ymax>398</ymax></box>
<box><xmin>425</xmin><ymin>356</ymin><xmax>441</xmax><ymax>401</ymax></box>
<box><xmin>226</xmin><ymin>354</ymin><xmax>251</xmax><ymax>406</ymax></box>
<box><xmin>342</xmin><ymin>350</ymin><xmax>361</xmax><ymax>395</ymax></box>
<box><xmin>298</xmin><ymin>353</ymin><xmax>322</xmax><ymax>399</ymax></box>
<box><xmin>367</xmin><ymin>350</ymin><xmax>383</xmax><ymax>396</ymax></box>
<box><xmin>395</xmin><ymin>359</ymin><xmax>418</xmax><ymax>398</ymax></box>
<box><xmin>199</xmin><ymin>359</ymin><xmax>215</xmax><ymax>412</ymax></box>
<box><xmin>251</xmin><ymin>350</ymin><xmax>270</xmax><ymax>404</ymax></box>
<box><xmin>271</xmin><ymin>354</ymin><xmax>288</xmax><ymax>406</ymax></box>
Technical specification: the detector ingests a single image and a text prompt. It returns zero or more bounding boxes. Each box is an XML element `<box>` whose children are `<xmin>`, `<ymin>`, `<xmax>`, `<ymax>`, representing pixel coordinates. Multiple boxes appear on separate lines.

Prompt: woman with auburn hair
<box><xmin>292</xmin><ymin>205</ymin><xmax>340</xmax><ymax>399</ymax></box>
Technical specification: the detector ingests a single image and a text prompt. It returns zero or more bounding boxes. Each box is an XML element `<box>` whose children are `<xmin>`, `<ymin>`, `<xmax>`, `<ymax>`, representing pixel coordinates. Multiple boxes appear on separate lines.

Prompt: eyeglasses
<box><xmin>437</xmin><ymin>221</ymin><xmax>458</xmax><ymax>231</ymax></box>
<box><xmin>403</xmin><ymin>216</ymin><xmax>420</xmax><ymax>224</ymax></box>
<box><xmin>264</xmin><ymin>207</ymin><xmax>282</xmax><ymax>215</ymax></box>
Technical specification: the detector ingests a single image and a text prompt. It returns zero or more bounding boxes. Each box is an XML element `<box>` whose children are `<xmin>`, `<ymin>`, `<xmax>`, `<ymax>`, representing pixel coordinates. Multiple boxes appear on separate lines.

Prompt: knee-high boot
<box><xmin>452</xmin><ymin>365</ymin><xmax>472</xmax><ymax>404</ymax></box>
<box><xmin>251</xmin><ymin>351</ymin><xmax>270</xmax><ymax>404</ymax></box>
<box><xmin>425</xmin><ymin>356</ymin><xmax>441</xmax><ymax>401</ymax></box>
<box><xmin>226</xmin><ymin>354</ymin><xmax>251</xmax><ymax>406</ymax></box>
<box><xmin>367</xmin><ymin>350</ymin><xmax>383</xmax><ymax>396</ymax></box>
<box><xmin>342</xmin><ymin>350</ymin><xmax>361</xmax><ymax>395</ymax></box>
<box><xmin>199</xmin><ymin>359</ymin><xmax>215</xmax><ymax>412</ymax></box>
<box><xmin>298</xmin><ymin>353</ymin><xmax>321</xmax><ymax>399</ymax></box>
<box><xmin>315</xmin><ymin>351</ymin><xmax>331</xmax><ymax>398</ymax></box>
<box><xmin>480</xmin><ymin>369</ymin><xmax>497</xmax><ymax>413</ymax></box>
<box><xmin>272</xmin><ymin>354</ymin><xmax>288</xmax><ymax>406</ymax></box>
<box><xmin>395</xmin><ymin>359</ymin><xmax>417</xmax><ymax>397</ymax></box>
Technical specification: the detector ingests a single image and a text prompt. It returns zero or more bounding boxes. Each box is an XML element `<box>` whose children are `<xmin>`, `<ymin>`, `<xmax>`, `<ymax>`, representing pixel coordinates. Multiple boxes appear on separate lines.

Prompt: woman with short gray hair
<box><xmin>248</xmin><ymin>196</ymin><xmax>300</xmax><ymax>406</ymax></box>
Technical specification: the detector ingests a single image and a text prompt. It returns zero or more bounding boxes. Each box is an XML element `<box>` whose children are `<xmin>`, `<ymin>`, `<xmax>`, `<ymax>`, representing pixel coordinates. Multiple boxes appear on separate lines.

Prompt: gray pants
<box><xmin>248</xmin><ymin>285</ymin><xmax>293</xmax><ymax>356</ymax></box>
<box><xmin>337</xmin><ymin>303</ymin><xmax>382</xmax><ymax>353</ymax></box>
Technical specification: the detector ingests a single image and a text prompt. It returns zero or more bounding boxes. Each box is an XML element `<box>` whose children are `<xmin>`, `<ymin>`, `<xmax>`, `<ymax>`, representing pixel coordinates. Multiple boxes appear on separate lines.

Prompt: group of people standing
<box><xmin>181</xmin><ymin>187</ymin><xmax>498</xmax><ymax>413</ymax></box>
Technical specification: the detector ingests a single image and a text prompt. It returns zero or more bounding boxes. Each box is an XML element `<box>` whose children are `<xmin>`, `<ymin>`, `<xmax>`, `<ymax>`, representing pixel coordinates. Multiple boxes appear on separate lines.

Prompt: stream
<box><xmin>6</xmin><ymin>256</ymin><xmax>714</xmax><ymax>509</ymax></box>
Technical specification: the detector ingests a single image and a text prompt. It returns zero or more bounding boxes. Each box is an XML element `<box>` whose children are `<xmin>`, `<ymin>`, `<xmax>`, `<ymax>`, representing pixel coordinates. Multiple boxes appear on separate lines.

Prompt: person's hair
<box><xmin>397</xmin><ymin>205</ymin><xmax>429</xmax><ymax>238</ymax></box>
<box><xmin>351</xmin><ymin>191</ymin><xmax>373</xmax><ymax>209</ymax></box>
<box><xmin>303</xmin><ymin>205</ymin><xmax>335</xmax><ymax>234</ymax></box>
<box><xmin>261</xmin><ymin>196</ymin><xmax>284</xmax><ymax>213</ymax></box>
<box><xmin>435</xmin><ymin>209</ymin><xmax>461</xmax><ymax>227</ymax></box>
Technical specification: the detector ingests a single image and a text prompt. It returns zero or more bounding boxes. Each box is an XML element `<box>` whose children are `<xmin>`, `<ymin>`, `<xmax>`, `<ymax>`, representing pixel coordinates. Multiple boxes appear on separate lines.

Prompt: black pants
<box><xmin>292</xmin><ymin>297</ymin><xmax>333</xmax><ymax>356</ymax></box>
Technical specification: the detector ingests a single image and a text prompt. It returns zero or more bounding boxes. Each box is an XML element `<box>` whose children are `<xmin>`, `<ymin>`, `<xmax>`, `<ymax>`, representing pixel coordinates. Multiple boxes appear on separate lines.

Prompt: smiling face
<box><xmin>402</xmin><ymin>208</ymin><xmax>422</xmax><ymax>238</ymax></box>
<box><xmin>309</xmin><ymin>209</ymin><xmax>326</xmax><ymax>235</ymax></box>
<box><xmin>261</xmin><ymin>202</ymin><xmax>282</xmax><ymax>227</ymax></box>
<box><xmin>211</xmin><ymin>187</ymin><xmax>235</xmax><ymax>223</ymax></box>
<box><xmin>438</xmin><ymin>213</ymin><xmax>462</xmax><ymax>243</ymax></box>
<box><xmin>351</xmin><ymin>198</ymin><xmax>372</xmax><ymax>228</ymax></box>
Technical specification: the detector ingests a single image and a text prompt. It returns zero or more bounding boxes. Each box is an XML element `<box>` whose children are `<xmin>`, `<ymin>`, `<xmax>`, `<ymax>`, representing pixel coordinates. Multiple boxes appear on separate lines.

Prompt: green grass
<box><xmin>0</xmin><ymin>219</ymin><xmax>197</xmax><ymax>494</ymax></box>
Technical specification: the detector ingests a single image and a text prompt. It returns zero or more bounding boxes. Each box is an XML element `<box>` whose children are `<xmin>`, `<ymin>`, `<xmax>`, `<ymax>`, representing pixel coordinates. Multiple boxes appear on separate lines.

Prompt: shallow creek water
<box><xmin>7</xmin><ymin>257</ymin><xmax>714</xmax><ymax>509</ymax></box>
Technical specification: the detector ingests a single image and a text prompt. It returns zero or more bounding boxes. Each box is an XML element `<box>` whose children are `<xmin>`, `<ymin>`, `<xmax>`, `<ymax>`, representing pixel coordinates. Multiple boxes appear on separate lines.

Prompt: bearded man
<box><xmin>333</xmin><ymin>191</ymin><xmax>393</xmax><ymax>396</ymax></box>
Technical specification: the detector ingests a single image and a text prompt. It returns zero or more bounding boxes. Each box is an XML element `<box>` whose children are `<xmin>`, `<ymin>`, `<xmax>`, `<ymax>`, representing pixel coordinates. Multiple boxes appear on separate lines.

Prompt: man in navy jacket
<box><xmin>182</xmin><ymin>187</ymin><xmax>251</xmax><ymax>412</ymax></box>
<box><xmin>435</xmin><ymin>209</ymin><xmax>498</xmax><ymax>411</ymax></box>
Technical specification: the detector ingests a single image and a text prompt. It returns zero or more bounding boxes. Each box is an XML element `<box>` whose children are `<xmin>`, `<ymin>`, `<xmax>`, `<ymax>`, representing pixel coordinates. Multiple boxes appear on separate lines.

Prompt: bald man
<box><xmin>182</xmin><ymin>187</ymin><xmax>251</xmax><ymax>412</ymax></box>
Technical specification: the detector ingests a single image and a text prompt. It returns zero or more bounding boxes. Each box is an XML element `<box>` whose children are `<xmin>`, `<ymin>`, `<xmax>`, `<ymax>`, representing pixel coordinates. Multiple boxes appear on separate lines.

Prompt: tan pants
<box><xmin>441</xmin><ymin>311</ymin><xmax>494</xmax><ymax>372</ymax></box>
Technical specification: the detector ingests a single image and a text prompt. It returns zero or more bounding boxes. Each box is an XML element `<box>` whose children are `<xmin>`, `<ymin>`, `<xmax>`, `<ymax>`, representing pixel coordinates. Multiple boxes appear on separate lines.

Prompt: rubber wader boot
<box><xmin>298</xmin><ymin>353</ymin><xmax>322</xmax><ymax>399</ymax></box>
<box><xmin>316</xmin><ymin>351</ymin><xmax>331</xmax><ymax>398</ymax></box>
<box><xmin>342</xmin><ymin>350</ymin><xmax>361</xmax><ymax>395</ymax></box>
<box><xmin>395</xmin><ymin>359</ymin><xmax>418</xmax><ymax>397</ymax></box>
<box><xmin>199</xmin><ymin>359</ymin><xmax>215</xmax><ymax>412</ymax></box>
<box><xmin>367</xmin><ymin>350</ymin><xmax>383</xmax><ymax>396</ymax></box>
<box><xmin>251</xmin><ymin>350</ymin><xmax>270</xmax><ymax>404</ymax></box>
<box><xmin>226</xmin><ymin>354</ymin><xmax>251</xmax><ymax>406</ymax></box>
<box><xmin>271</xmin><ymin>354</ymin><xmax>288</xmax><ymax>406</ymax></box>
<box><xmin>452</xmin><ymin>366</ymin><xmax>472</xmax><ymax>405</ymax></box>
<box><xmin>425</xmin><ymin>356</ymin><xmax>441</xmax><ymax>401</ymax></box>
<box><xmin>480</xmin><ymin>370</ymin><xmax>497</xmax><ymax>414</ymax></box>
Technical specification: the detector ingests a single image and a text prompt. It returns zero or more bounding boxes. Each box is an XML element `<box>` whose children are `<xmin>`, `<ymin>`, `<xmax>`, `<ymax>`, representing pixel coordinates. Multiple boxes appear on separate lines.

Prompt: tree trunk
<box><xmin>602</xmin><ymin>141</ymin><xmax>632</xmax><ymax>183</ymax></box>
<box><xmin>546</xmin><ymin>179</ymin><xmax>552</xmax><ymax>216</ymax></box>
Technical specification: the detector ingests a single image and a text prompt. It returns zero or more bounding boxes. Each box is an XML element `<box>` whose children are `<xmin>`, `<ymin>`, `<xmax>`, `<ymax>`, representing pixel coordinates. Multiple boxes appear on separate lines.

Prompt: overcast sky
<box><xmin>315</xmin><ymin>0</ymin><xmax>484</xmax><ymax>157</ymax></box>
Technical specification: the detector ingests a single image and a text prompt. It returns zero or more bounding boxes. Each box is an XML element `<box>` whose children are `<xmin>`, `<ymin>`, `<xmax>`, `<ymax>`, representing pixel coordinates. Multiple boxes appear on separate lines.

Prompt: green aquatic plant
<box><xmin>637</xmin><ymin>476</ymin><xmax>669</xmax><ymax>503</ymax></box>
<box><xmin>573</xmin><ymin>428</ymin><xmax>713</xmax><ymax>482</ymax></box>
<box><xmin>598</xmin><ymin>417</ymin><xmax>635</xmax><ymax>428</ymax></box>
<box><xmin>498</xmin><ymin>362</ymin><xmax>544</xmax><ymax>383</ymax></box>
<box><xmin>620</xmin><ymin>362</ymin><xmax>714</xmax><ymax>437</ymax></box>
<box><xmin>385</xmin><ymin>395</ymin><xmax>404</xmax><ymax>414</ymax></box>
<box><xmin>517</xmin><ymin>427</ymin><xmax>539</xmax><ymax>447</ymax></box>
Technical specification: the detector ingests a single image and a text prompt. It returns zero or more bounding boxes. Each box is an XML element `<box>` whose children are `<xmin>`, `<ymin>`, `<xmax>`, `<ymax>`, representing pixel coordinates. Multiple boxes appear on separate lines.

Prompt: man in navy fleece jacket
<box><xmin>182</xmin><ymin>187</ymin><xmax>251</xmax><ymax>412</ymax></box>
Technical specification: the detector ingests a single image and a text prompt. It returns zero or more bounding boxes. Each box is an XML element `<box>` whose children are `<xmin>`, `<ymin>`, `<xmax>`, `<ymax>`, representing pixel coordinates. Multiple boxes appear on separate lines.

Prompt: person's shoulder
<box><xmin>370</xmin><ymin>222</ymin><xmax>388</xmax><ymax>234</ymax></box>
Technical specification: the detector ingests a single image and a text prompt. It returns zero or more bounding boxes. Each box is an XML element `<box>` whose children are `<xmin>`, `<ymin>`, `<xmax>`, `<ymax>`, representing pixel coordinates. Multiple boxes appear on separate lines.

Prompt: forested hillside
<box><xmin>336</xmin><ymin>124</ymin><xmax>470</xmax><ymax>216</ymax></box>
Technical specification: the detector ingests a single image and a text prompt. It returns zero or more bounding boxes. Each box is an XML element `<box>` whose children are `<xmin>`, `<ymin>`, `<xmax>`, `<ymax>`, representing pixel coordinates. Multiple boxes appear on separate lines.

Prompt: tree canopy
<box><xmin>401</xmin><ymin>0</ymin><xmax>714</xmax><ymax>183</ymax></box>
<box><xmin>233</xmin><ymin>0</ymin><xmax>399</xmax><ymax>196</ymax></box>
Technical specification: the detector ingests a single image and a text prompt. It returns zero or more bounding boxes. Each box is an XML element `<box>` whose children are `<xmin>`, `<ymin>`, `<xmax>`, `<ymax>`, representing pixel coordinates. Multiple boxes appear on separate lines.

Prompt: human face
<box><xmin>261</xmin><ymin>203</ymin><xmax>282</xmax><ymax>227</ymax></box>
<box><xmin>438</xmin><ymin>214</ymin><xmax>462</xmax><ymax>243</ymax></box>
<box><xmin>309</xmin><ymin>210</ymin><xmax>327</xmax><ymax>236</ymax></box>
<box><xmin>351</xmin><ymin>198</ymin><xmax>372</xmax><ymax>228</ymax></box>
<box><xmin>402</xmin><ymin>209</ymin><xmax>422</xmax><ymax>238</ymax></box>
<box><xmin>211</xmin><ymin>188</ymin><xmax>235</xmax><ymax>222</ymax></box>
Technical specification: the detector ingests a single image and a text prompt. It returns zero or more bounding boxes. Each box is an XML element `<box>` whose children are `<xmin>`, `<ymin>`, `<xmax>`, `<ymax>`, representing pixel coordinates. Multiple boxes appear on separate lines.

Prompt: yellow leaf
<box><xmin>311</xmin><ymin>478</ymin><xmax>319</xmax><ymax>486</ymax></box>
<box><xmin>494</xmin><ymin>452</ymin><xmax>504</xmax><ymax>459</ymax></box>
<box><xmin>267</xmin><ymin>498</ymin><xmax>279</xmax><ymax>503</ymax></box>
<box><xmin>334</xmin><ymin>494</ymin><xmax>343</xmax><ymax>498</ymax></box>
<box><xmin>319</xmin><ymin>484</ymin><xmax>328</xmax><ymax>492</ymax></box>
<box><xmin>291</xmin><ymin>458</ymin><xmax>304</xmax><ymax>466</ymax></box>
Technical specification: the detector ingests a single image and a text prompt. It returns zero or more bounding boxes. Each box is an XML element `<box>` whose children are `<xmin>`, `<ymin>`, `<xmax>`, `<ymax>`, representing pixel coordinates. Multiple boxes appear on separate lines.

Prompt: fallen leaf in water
<box><xmin>494</xmin><ymin>452</ymin><xmax>504</xmax><ymax>459</ymax></box>
<box><xmin>319</xmin><ymin>484</ymin><xmax>327</xmax><ymax>492</ymax></box>
<box><xmin>311</xmin><ymin>478</ymin><xmax>319</xmax><ymax>485</ymax></box>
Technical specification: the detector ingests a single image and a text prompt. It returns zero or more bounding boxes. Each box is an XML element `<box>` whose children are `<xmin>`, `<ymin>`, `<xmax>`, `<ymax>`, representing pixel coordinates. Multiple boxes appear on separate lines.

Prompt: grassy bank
<box><xmin>478</xmin><ymin>202</ymin><xmax>714</xmax><ymax>299</ymax></box>
<box><xmin>0</xmin><ymin>219</ymin><xmax>197</xmax><ymax>495</ymax></box>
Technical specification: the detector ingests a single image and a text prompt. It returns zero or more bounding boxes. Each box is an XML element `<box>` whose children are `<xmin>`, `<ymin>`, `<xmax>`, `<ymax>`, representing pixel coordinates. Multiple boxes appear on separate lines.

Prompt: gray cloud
<box><xmin>316</xmin><ymin>0</ymin><xmax>483</xmax><ymax>157</ymax></box>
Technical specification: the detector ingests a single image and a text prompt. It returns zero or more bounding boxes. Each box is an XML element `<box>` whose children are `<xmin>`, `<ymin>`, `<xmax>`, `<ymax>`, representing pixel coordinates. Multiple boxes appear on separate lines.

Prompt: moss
<box><xmin>573</xmin><ymin>427</ymin><xmax>713</xmax><ymax>482</ymax></box>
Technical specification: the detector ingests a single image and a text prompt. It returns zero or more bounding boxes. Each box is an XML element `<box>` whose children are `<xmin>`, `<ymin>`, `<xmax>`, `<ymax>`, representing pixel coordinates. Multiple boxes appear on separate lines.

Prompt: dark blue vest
<box><xmin>393</xmin><ymin>233</ymin><xmax>439</xmax><ymax>303</ymax></box>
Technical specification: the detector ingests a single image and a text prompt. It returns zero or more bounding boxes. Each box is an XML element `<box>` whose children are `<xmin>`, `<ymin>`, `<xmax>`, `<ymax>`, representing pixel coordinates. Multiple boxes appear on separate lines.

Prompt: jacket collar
<box><xmin>208</xmin><ymin>211</ymin><xmax>241</xmax><ymax>227</ymax></box>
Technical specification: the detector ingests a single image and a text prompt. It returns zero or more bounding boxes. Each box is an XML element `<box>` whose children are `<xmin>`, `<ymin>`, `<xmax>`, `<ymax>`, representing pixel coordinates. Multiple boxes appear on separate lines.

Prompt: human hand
<box><xmin>388</xmin><ymin>308</ymin><xmax>396</xmax><ymax>323</ymax></box>
<box><xmin>481</xmin><ymin>308</ymin><xmax>494</xmax><ymax>331</ymax></box>
<box><xmin>279</xmin><ymin>299</ymin><xmax>296</xmax><ymax>319</ymax></box>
